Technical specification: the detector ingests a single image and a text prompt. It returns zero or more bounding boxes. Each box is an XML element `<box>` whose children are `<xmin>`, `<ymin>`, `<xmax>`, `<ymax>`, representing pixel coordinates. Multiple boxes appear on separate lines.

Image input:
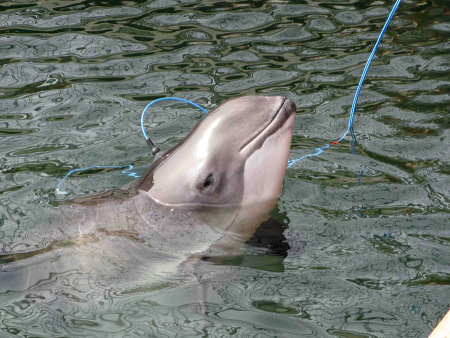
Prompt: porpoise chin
<box><xmin>134</xmin><ymin>95</ymin><xmax>296</xmax><ymax>206</ymax></box>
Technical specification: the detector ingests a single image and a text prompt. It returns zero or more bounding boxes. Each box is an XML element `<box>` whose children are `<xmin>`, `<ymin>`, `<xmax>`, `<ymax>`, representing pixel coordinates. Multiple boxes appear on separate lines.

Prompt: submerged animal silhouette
<box><xmin>1</xmin><ymin>95</ymin><xmax>297</xmax><ymax>292</ymax></box>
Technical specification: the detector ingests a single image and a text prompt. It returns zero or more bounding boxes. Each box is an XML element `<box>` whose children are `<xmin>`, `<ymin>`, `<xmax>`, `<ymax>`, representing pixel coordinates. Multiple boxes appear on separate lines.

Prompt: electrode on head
<box><xmin>145</xmin><ymin>137</ymin><xmax>160</xmax><ymax>155</ymax></box>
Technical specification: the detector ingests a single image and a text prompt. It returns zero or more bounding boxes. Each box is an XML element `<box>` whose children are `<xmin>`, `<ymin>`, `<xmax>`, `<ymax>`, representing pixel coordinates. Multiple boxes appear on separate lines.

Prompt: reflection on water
<box><xmin>0</xmin><ymin>0</ymin><xmax>449</xmax><ymax>337</ymax></box>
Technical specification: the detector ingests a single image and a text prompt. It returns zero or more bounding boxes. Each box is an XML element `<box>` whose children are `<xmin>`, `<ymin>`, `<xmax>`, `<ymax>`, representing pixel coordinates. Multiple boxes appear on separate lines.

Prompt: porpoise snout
<box><xmin>263</xmin><ymin>96</ymin><xmax>296</xmax><ymax>121</ymax></box>
<box><xmin>281</xmin><ymin>98</ymin><xmax>296</xmax><ymax>115</ymax></box>
<box><xmin>267</xmin><ymin>96</ymin><xmax>296</xmax><ymax>129</ymax></box>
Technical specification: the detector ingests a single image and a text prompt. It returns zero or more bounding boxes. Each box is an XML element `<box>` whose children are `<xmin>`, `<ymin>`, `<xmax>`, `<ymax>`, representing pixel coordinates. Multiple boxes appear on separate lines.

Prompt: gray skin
<box><xmin>135</xmin><ymin>95</ymin><xmax>296</xmax><ymax>207</ymax></box>
<box><xmin>1</xmin><ymin>95</ymin><xmax>296</xmax><ymax>292</ymax></box>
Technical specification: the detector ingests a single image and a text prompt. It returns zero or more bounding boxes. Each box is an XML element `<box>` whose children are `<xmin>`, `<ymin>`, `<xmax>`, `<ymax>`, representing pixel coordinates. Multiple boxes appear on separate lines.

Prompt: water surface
<box><xmin>0</xmin><ymin>0</ymin><xmax>449</xmax><ymax>337</ymax></box>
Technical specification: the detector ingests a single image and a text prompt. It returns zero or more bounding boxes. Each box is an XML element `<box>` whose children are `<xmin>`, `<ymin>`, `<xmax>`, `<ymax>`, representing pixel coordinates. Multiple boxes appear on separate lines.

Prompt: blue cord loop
<box><xmin>141</xmin><ymin>97</ymin><xmax>209</xmax><ymax>155</ymax></box>
<box><xmin>57</xmin><ymin>98</ymin><xmax>208</xmax><ymax>195</ymax></box>
<box><xmin>141</xmin><ymin>97</ymin><xmax>208</xmax><ymax>139</ymax></box>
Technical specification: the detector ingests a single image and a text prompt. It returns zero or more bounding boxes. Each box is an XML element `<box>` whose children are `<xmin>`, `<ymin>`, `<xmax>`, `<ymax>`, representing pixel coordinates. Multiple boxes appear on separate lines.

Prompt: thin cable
<box><xmin>141</xmin><ymin>97</ymin><xmax>209</xmax><ymax>140</ymax></box>
<box><xmin>56</xmin><ymin>98</ymin><xmax>209</xmax><ymax>195</ymax></box>
<box><xmin>287</xmin><ymin>144</ymin><xmax>329</xmax><ymax>168</ymax></box>
<box><xmin>56</xmin><ymin>1</ymin><xmax>402</xmax><ymax>193</ymax></box>
<box><xmin>288</xmin><ymin>0</ymin><xmax>401</xmax><ymax>168</ymax></box>
<box><xmin>56</xmin><ymin>165</ymin><xmax>139</xmax><ymax>195</ymax></box>
<box><xmin>350</xmin><ymin>126</ymin><xmax>357</xmax><ymax>155</ymax></box>
<box><xmin>335</xmin><ymin>0</ymin><xmax>401</xmax><ymax>143</ymax></box>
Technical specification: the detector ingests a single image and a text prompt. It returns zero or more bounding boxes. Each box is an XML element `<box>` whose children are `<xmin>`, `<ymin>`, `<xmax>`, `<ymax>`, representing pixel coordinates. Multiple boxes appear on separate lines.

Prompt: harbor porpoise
<box><xmin>1</xmin><ymin>95</ymin><xmax>296</xmax><ymax>291</ymax></box>
<box><xmin>136</xmin><ymin>95</ymin><xmax>296</xmax><ymax>206</ymax></box>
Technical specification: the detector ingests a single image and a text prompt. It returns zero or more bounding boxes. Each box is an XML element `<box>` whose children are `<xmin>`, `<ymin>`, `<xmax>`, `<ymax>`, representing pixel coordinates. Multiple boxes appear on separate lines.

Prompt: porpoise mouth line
<box><xmin>239</xmin><ymin>98</ymin><xmax>292</xmax><ymax>153</ymax></box>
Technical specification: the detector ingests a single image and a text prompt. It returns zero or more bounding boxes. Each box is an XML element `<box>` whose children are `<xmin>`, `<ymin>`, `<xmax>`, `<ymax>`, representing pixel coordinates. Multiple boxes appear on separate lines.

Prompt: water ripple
<box><xmin>0</xmin><ymin>0</ymin><xmax>449</xmax><ymax>336</ymax></box>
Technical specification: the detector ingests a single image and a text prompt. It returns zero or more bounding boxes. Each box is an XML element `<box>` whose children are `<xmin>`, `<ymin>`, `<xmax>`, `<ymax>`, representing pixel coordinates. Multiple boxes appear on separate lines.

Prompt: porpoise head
<box><xmin>134</xmin><ymin>95</ymin><xmax>296</xmax><ymax>206</ymax></box>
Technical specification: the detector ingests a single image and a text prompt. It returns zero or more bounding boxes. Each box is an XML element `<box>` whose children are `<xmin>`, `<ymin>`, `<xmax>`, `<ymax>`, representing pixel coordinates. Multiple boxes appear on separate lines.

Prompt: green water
<box><xmin>0</xmin><ymin>1</ymin><xmax>449</xmax><ymax>337</ymax></box>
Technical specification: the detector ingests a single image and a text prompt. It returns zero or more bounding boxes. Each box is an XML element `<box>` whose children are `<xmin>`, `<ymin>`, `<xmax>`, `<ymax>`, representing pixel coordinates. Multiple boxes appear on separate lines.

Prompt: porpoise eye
<box><xmin>203</xmin><ymin>173</ymin><xmax>214</xmax><ymax>189</ymax></box>
<box><xmin>197</xmin><ymin>173</ymin><xmax>219</xmax><ymax>194</ymax></box>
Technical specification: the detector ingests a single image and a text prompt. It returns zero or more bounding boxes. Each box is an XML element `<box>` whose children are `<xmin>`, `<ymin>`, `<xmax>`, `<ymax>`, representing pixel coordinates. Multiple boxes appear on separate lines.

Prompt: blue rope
<box><xmin>288</xmin><ymin>0</ymin><xmax>402</xmax><ymax>168</ymax></box>
<box><xmin>350</xmin><ymin>126</ymin><xmax>357</xmax><ymax>155</ymax></box>
<box><xmin>356</xmin><ymin>166</ymin><xmax>365</xmax><ymax>185</ymax></box>
<box><xmin>56</xmin><ymin>165</ymin><xmax>139</xmax><ymax>195</ymax></box>
<box><xmin>141</xmin><ymin>97</ymin><xmax>209</xmax><ymax>140</ymax></box>
<box><xmin>287</xmin><ymin>144</ymin><xmax>329</xmax><ymax>168</ymax></box>
<box><xmin>337</xmin><ymin>0</ymin><xmax>402</xmax><ymax>143</ymax></box>
<box><xmin>56</xmin><ymin>0</ymin><xmax>402</xmax><ymax>193</ymax></box>
<box><xmin>57</xmin><ymin>98</ymin><xmax>208</xmax><ymax>195</ymax></box>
